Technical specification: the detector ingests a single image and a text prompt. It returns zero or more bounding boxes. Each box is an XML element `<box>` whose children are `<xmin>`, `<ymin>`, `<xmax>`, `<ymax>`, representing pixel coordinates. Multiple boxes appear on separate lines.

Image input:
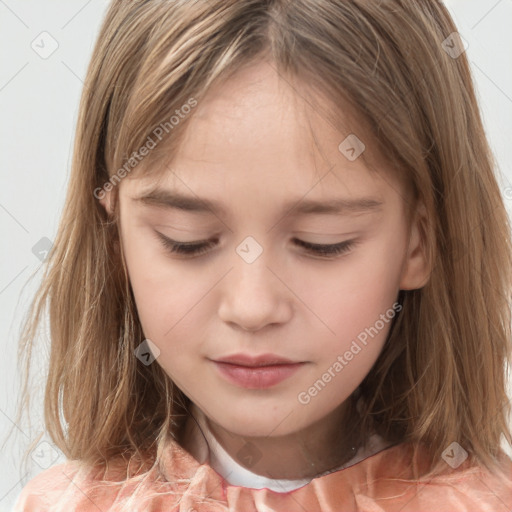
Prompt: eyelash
<box><xmin>155</xmin><ymin>232</ymin><xmax>357</xmax><ymax>259</ymax></box>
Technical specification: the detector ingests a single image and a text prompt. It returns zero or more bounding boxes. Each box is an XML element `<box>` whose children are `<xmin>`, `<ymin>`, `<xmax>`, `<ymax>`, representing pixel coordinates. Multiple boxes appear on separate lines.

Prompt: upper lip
<box><xmin>212</xmin><ymin>353</ymin><xmax>301</xmax><ymax>367</ymax></box>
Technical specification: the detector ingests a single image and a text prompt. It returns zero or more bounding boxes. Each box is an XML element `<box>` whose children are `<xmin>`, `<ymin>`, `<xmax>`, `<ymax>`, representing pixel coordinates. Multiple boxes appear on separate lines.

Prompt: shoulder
<box><xmin>11</xmin><ymin>454</ymin><xmax>185</xmax><ymax>512</ymax></box>
<box><xmin>407</xmin><ymin>461</ymin><xmax>512</xmax><ymax>511</ymax></box>
<box><xmin>369</xmin><ymin>443</ymin><xmax>512</xmax><ymax>511</ymax></box>
<box><xmin>430</xmin><ymin>456</ymin><xmax>512</xmax><ymax>505</ymax></box>
<box><xmin>12</xmin><ymin>461</ymin><xmax>81</xmax><ymax>511</ymax></box>
<box><xmin>11</xmin><ymin>460</ymin><xmax>124</xmax><ymax>512</ymax></box>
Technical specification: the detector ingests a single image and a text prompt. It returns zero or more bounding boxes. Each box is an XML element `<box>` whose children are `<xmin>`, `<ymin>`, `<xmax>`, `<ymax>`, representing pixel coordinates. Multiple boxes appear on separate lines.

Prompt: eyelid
<box><xmin>153</xmin><ymin>230</ymin><xmax>358</xmax><ymax>259</ymax></box>
<box><xmin>153</xmin><ymin>230</ymin><xmax>355</xmax><ymax>246</ymax></box>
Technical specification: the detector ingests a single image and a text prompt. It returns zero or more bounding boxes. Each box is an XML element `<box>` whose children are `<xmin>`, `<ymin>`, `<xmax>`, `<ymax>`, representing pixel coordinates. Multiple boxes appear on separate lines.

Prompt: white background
<box><xmin>1</xmin><ymin>1</ymin><xmax>511</xmax><ymax>510</ymax></box>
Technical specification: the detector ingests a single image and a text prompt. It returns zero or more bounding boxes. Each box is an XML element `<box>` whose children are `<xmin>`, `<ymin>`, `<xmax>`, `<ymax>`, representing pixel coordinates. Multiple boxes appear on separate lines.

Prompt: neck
<box><xmin>180</xmin><ymin>399</ymin><xmax>361</xmax><ymax>481</ymax></box>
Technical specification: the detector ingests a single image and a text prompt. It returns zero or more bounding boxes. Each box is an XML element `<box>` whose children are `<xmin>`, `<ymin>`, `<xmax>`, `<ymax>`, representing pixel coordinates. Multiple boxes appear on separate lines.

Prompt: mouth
<box><xmin>212</xmin><ymin>352</ymin><xmax>302</xmax><ymax>367</ymax></box>
<box><xmin>211</xmin><ymin>358</ymin><xmax>306</xmax><ymax>389</ymax></box>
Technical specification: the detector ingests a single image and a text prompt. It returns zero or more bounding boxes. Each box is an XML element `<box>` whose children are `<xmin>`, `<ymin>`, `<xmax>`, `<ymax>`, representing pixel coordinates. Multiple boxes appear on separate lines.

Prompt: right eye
<box><xmin>156</xmin><ymin>232</ymin><xmax>217</xmax><ymax>257</ymax></box>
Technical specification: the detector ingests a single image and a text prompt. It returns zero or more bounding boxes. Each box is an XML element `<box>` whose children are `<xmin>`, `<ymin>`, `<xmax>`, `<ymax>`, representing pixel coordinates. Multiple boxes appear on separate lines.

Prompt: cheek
<box><xmin>120</xmin><ymin>229</ymin><xmax>204</xmax><ymax>346</ymax></box>
<box><xmin>307</xmin><ymin>245</ymin><xmax>401</xmax><ymax>339</ymax></box>
<box><xmin>299</xmin><ymin>258</ymin><xmax>401</xmax><ymax>406</ymax></box>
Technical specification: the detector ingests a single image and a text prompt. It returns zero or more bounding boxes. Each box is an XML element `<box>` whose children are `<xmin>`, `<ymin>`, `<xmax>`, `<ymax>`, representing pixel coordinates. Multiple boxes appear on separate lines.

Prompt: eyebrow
<box><xmin>133</xmin><ymin>188</ymin><xmax>384</xmax><ymax>217</ymax></box>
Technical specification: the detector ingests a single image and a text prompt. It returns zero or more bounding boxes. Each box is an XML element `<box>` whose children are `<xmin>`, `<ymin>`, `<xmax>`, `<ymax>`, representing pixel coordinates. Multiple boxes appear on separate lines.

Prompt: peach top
<box><xmin>13</xmin><ymin>442</ymin><xmax>512</xmax><ymax>511</ymax></box>
<box><xmin>12</xmin><ymin>405</ymin><xmax>512</xmax><ymax>512</ymax></box>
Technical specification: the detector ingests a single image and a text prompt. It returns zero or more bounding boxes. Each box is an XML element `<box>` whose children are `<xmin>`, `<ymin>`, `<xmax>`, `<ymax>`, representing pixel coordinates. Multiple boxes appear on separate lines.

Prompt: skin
<box><xmin>100</xmin><ymin>59</ymin><xmax>429</xmax><ymax>480</ymax></box>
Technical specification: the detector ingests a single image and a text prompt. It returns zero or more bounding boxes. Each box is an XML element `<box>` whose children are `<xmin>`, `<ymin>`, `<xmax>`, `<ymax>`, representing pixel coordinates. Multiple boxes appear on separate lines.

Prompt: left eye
<box><xmin>155</xmin><ymin>232</ymin><xmax>357</xmax><ymax>259</ymax></box>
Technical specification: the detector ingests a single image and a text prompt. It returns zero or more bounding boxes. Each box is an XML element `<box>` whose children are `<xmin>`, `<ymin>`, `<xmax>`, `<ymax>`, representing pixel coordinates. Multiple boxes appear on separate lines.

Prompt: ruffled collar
<box><xmin>158</xmin><ymin>435</ymin><xmax>512</xmax><ymax>512</ymax></box>
<box><xmin>155</xmin><ymin>414</ymin><xmax>512</xmax><ymax>511</ymax></box>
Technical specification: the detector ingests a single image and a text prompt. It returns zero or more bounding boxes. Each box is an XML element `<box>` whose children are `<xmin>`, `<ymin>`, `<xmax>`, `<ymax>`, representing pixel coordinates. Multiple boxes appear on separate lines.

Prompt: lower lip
<box><xmin>213</xmin><ymin>361</ymin><xmax>305</xmax><ymax>389</ymax></box>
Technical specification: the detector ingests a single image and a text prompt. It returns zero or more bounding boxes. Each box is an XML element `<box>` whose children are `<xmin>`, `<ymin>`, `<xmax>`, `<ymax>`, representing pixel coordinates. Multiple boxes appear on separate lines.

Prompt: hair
<box><xmin>8</xmin><ymin>0</ymin><xmax>512</xmax><ymax>497</ymax></box>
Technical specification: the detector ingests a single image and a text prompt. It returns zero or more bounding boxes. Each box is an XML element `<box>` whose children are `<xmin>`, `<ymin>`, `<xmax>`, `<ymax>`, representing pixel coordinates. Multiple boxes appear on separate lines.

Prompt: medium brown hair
<box><xmin>9</xmin><ymin>0</ymin><xmax>512</xmax><ymax>491</ymax></box>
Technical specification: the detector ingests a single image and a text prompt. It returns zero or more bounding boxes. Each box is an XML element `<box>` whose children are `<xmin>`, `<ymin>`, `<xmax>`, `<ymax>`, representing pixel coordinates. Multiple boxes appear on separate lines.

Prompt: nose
<box><xmin>217</xmin><ymin>249</ymin><xmax>293</xmax><ymax>332</ymax></box>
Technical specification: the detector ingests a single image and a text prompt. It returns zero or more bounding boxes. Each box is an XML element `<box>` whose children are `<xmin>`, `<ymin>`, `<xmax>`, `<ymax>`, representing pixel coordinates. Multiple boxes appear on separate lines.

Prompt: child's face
<box><xmin>108</xmin><ymin>61</ymin><xmax>427</xmax><ymax>440</ymax></box>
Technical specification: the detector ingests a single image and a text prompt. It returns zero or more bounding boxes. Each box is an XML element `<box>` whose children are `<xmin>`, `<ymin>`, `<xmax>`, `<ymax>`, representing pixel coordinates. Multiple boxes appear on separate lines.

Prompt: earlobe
<box><xmin>399</xmin><ymin>202</ymin><xmax>431</xmax><ymax>291</ymax></box>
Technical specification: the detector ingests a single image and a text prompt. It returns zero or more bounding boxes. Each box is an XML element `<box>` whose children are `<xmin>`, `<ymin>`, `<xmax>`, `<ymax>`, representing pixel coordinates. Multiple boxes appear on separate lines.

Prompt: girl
<box><xmin>11</xmin><ymin>0</ymin><xmax>512</xmax><ymax>510</ymax></box>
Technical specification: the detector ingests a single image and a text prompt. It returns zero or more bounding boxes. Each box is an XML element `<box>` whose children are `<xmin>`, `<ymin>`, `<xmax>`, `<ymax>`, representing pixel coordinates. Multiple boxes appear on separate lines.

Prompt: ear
<box><xmin>98</xmin><ymin>189</ymin><xmax>122</xmax><ymax>254</ymax></box>
<box><xmin>399</xmin><ymin>201</ymin><xmax>431</xmax><ymax>290</ymax></box>
<box><xmin>99</xmin><ymin>189</ymin><xmax>114</xmax><ymax>216</ymax></box>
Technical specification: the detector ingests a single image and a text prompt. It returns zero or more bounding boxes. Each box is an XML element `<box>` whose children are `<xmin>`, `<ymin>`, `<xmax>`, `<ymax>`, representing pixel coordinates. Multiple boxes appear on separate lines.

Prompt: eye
<box><xmin>292</xmin><ymin>238</ymin><xmax>357</xmax><ymax>258</ymax></box>
<box><xmin>155</xmin><ymin>232</ymin><xmax>217</xmax><ymax>257</ymax></box>
<box><xmin>154</xmin><ymin>231</ymin><xmax>357</xmax><ymax>259</ymax></box>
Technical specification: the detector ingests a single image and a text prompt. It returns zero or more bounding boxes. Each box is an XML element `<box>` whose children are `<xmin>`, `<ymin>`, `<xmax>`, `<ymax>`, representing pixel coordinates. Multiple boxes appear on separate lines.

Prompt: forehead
<box><xmin>180</xmin><ymin>61</ymin><xmax>349</xmax><ymax>167</ymax></box>
<box><xmin>121</xmin><ymin>61</ymin><xmax>405</xmax><ymax>218</ymax></box>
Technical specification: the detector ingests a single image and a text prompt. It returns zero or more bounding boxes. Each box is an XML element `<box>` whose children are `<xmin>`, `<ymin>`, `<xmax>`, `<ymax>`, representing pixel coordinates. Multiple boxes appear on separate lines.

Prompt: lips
<box><xmin>213</xmin><ymin>352</ymin><xmax>300</xmax><ymax>367</ymax></box>
<box><xmin>210</xmin><ymin>353</ymin><xmax>306</xmax><ymax>388</ymax></box>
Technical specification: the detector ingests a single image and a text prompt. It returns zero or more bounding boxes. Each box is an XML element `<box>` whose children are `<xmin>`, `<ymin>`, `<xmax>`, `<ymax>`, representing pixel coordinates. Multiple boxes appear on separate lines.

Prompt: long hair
<box><xmin>9</xmin><ymin>0</ymin><xmax>512</xmax><ymax>490</ymax></box>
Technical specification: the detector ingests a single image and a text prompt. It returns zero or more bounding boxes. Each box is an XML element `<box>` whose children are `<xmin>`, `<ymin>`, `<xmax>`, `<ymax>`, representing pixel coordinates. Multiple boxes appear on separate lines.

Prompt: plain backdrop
<box><xmin>1</xmin><ymin>1</ymin><xmax>511</xmax><ymax>510</ymax></box>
